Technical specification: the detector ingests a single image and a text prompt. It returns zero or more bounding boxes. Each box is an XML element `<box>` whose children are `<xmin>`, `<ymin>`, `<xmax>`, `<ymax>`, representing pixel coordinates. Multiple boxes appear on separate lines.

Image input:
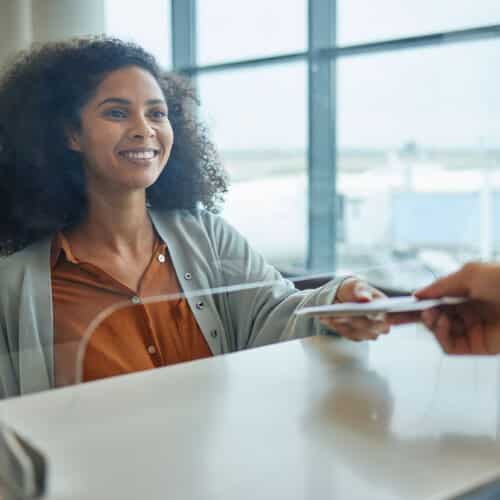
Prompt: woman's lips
<box><xmin>118</xmin><ymin>148</ymin><xmax>160</xmax><ymax>164</ymax></box>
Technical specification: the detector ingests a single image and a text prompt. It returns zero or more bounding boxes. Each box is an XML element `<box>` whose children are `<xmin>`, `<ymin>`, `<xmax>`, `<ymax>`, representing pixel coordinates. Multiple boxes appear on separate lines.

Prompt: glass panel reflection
<box><xmin>70</xmin><ymin>260</ymin><xmax>438</xmax><ymax>388</ymax></box>
<box><xmin>72</xmin><ymin>271</ymin><xmax>335</xmax><ymax>387</ymax></box>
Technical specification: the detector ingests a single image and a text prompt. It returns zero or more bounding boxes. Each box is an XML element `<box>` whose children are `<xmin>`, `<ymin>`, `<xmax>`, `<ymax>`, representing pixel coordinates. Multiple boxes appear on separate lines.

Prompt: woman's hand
<box><xmin>319</xmin><ymin>278</ymin><xmax>390</xmax><ymax>341</ymax></box>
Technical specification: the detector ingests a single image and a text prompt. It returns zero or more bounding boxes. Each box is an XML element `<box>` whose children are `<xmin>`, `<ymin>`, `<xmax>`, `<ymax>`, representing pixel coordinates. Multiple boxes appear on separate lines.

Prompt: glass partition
<box><xmin>57</xmin><ymin>260</ymin><xmax>439</xmax><ymax>390</ymax></box>
<box><xmin>70</xmin><ymin>268</ymin><xmax>333</xmax><ymax>387</ymax></box>
<box><xmin>0</xmin><ymin>250</ymin><xmax>462</xmax><ymax>401</ymax></box>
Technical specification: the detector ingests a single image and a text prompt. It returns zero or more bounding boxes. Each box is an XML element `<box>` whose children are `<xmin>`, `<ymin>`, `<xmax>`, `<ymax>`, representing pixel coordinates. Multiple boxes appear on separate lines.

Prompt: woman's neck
<box><xmin>68</xmin><ymin>189</ymin><xmax>155</xmax><ymax>258</ymax></box>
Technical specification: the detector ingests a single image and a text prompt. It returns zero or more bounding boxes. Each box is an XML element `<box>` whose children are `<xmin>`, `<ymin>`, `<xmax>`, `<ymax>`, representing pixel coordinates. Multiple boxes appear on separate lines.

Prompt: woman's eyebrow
<box><xmin>97</xmin><ymin>97</ymin><xmax>167</xmax><ymax>108</ymax></box>
<box><xmin>146</xmin><ymin>99</ymin><xmax>167</xmax><ymax>106</ymax></box>
<box><xmin>97</xmin><ymin>97</ymin><xmax>130</xmax><ymax>108</ymax></box>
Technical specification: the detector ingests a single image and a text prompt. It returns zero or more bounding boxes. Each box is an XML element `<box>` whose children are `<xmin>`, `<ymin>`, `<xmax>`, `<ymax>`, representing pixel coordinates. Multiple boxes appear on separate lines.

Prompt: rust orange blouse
<box><xmin>51</xmin><ymin>232</ymin><xmax>212</xmax><ymax>387</ymax></box>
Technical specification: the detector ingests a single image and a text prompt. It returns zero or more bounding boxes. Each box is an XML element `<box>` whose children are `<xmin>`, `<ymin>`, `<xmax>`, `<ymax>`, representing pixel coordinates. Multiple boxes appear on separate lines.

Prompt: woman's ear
<box><xmin>66</xmin><ymin>128</ymin><xmax>82</xmax><ymax>152</ymax></box>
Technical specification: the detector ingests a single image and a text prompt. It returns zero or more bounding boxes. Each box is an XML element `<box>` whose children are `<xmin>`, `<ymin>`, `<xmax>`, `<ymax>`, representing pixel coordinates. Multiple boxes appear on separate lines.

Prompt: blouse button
<box><xmin>158</xmin><ymin>254</ymin><xmax>166</xmax><ymax>263</ymax></box>
<box><xmin>131</xmin><ymin>296</ymin><xmax>141</xmax><ymax>305</ymax></box>
<box><xmin>184</xmin><ymin>272</ymin><xmax>192</xmax><ymax>280</ymax></box>
<box><xmin>195</xmin><ymin>301</ymin><xmax>205</xmax><ymax>310</ymax></box>
<box><xmin>147</xmin><ymin>345</ymin><xmax>157</xmax><ymax>355</ymax></box>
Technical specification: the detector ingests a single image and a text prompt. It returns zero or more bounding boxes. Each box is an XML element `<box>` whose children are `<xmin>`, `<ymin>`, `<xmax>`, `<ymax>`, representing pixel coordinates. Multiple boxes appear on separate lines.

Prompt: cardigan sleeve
<box><xmin>203</xmin><ymin>212</ymin><xmax>346</xmax><ymax>350</ymax></box>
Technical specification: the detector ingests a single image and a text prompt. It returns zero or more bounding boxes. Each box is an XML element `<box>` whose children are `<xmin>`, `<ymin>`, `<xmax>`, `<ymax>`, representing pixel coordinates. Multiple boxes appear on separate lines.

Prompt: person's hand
<box><xmin>413</xmin><ymin>262</ymin><xmax>500</xmax><ymax>355</ymax></box>
<box><xmin>319</xmin><ymin>278</ymin><xmax>390</xmax><ymax>341</ymax></box>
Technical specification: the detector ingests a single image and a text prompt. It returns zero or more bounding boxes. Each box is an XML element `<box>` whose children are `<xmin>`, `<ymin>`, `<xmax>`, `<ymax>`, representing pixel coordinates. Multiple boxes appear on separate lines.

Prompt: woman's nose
<box><xmin>129</xmin><ymin>116</ymin><xmax>155</xmax><ymax>139</ymax></box>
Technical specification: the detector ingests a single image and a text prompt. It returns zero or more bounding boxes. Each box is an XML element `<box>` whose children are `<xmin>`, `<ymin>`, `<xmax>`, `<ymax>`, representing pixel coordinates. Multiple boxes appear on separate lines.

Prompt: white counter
<box><xmin>0</xmin><ymin>325</ymin><xmax>499</xmax><ymax>499</ymax></box>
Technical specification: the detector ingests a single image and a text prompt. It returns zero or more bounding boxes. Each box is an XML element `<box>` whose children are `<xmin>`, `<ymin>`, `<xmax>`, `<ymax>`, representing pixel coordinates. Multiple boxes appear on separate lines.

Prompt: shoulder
<box><xmin>150</xmin><ymin>207</ymin><xmax>223</xmax><ymax>225</ymax></box>
<box><xmin>150</xmin><ymin>208</ymin><xmax>251</xmax><ymax>264</ymax></box>
<box><xmin>150</xmin><ymin>208</ymin><xmax>237</xmax><ymax>241</ymax></box>
<box><xmin>0</xmin><ymin>239</ymin><xmax>51</xmax><ymax>284</ymax></box>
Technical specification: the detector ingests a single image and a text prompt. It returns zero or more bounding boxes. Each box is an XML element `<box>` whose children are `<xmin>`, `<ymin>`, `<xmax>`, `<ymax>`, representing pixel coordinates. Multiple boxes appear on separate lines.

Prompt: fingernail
<box><xmin>357</xmin><ymin>291</ymin><xmax>373</xmax><ymax>300</ymax></box>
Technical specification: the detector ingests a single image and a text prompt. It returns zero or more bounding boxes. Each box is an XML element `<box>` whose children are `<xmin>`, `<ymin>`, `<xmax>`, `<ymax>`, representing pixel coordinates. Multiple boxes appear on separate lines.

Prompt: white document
<box><xmin>295</xmin><ymin>296</ymin><xmax>467</xmax><ymax>318</ymax></box>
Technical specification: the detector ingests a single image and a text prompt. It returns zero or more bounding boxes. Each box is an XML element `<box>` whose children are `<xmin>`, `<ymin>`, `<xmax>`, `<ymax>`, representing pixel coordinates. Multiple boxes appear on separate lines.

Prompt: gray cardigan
<box><xmin>0</xmin><ymin>209</ymin><xmax>343</xmax><ymax>398</ymax></box>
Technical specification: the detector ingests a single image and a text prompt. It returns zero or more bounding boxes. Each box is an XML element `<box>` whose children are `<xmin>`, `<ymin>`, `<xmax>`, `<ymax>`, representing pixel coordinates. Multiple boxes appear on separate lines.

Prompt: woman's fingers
<box><xmin>335</xmin><ymin>278</ymin><xmax>387</xmax><ymax>304</ymax></box>
<box><xmin>369</xmin><ymin>287</ymin><xmax>388</xmax><ymax>301</ymax></box>
<box><xmin>328</xmin><ymin>278</ymin><xmax>391</xmax><ymax>341</ymax></box>
<box><xmin>320</xmin><ymin>315</ymin><xmax>389</xmax><ymax>341</ymax></box>
<box><xmin>330</xmin><ymin>316</ymin><xmax>390</xmax><ymax>334</ymax></box>
<box><xmin>353</xmin><ymin>281</ymin><xmax>377</xmax><ymax>301</ymax></box>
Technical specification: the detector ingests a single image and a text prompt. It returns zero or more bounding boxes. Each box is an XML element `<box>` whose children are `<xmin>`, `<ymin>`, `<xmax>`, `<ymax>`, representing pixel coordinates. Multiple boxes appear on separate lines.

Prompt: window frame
<box><xmin>170</xmin><ymin>0</ymin><xmax>500</xmax><ymax>272</ymax></box>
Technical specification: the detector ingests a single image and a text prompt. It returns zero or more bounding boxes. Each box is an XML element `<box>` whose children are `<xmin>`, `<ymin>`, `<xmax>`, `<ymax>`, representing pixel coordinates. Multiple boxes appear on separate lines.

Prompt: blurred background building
<box><xmin>1</xmin><ymin>0</ymin><xmax>499</xmax><ymax>291</ymax></box>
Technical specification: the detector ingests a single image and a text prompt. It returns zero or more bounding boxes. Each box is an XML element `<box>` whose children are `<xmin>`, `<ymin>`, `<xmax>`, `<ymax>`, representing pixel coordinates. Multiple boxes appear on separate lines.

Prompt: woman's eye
<box><xmin>149</xmin><ymin>109</ymin><xmax>167</xmax><ymax>120</ymax></box>
<box><xmin>105</xmin><ymin>108</ymin><xmax>127</xmax><ymax>119</ymax></box>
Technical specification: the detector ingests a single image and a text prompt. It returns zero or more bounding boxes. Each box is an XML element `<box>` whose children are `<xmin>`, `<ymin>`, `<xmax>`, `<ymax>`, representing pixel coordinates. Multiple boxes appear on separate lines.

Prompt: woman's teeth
<box><xmin>121</xmin><ymin>150</ymin><xmax>156</xmax><ymax>160</ymax></box>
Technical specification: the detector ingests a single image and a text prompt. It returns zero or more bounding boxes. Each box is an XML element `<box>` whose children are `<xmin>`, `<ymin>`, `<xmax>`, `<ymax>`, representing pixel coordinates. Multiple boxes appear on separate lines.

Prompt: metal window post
<box><xmin>307</xmin><ymin>0</ymin><xmax>337</xmax><ymax>272</ymax></box>
<box><xmin>171</xmin><ymin>0</ymin><xmax>196</xmax><ymax>70</ymax></box>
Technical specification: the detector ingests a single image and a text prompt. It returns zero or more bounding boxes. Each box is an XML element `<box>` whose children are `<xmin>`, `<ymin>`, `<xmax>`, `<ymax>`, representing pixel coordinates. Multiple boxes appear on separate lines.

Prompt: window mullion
<box><xmin>307</xmin><ymin>0</ymin><xmax>337</xmax><ymax>271</ymax></box>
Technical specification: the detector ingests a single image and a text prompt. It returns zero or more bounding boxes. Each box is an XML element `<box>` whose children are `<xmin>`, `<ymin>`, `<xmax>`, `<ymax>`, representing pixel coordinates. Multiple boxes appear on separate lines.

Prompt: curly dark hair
<box><xmin>0</xmin><ymin>36</ymin><xmax>228</xmax><ymax>255</ymax></box>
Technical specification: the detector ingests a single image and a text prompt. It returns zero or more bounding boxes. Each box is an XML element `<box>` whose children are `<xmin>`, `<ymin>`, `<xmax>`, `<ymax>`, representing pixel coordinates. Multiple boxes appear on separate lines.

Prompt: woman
<box><xmin>0</xmin><ymin>37</ymin><xmax>389</xmax><ymax>397</ymax></box>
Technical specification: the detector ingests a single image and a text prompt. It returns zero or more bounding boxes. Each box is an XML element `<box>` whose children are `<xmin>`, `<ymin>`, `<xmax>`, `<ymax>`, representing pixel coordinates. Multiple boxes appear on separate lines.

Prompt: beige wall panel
<box><xmin>31</xmin><ymin>0</ymin><xmax>106</xmax><ymax>43</ymax></box>
<box><xmin>0</xmin><ymin>0</ymin><xmax>32</xmax><ymax>70</ymax></box>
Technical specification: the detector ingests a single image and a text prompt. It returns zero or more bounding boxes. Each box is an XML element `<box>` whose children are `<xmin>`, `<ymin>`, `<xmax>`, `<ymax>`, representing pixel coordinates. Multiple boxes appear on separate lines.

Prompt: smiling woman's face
<box><xmin>68</xmin><ymin>65</ymin><xmax>174</xmax><ymax>195</ymax></box>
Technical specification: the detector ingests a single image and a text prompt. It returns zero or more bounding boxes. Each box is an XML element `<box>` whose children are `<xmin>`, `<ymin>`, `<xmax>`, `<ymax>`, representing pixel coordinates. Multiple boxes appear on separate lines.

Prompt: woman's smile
<box><xmin>117</xmin><ymin>147</ymin><xmax>161</xmax><ymax>166</ymax></box>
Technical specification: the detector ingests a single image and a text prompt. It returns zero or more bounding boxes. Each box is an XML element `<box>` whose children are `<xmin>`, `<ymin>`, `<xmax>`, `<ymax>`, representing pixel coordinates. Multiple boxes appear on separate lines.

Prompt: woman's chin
<box><xmin>120</xmin><ymin>169</ymin><xmax>163</xmax><ymax>190</ymax></box>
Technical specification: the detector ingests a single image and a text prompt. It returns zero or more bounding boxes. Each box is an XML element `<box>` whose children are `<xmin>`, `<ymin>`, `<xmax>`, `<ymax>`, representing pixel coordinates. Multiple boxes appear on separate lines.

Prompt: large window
<box><xmin>338</xmin><ymin>0</ymin><xmax>500</xmax><ymax>45</ymax></box>
<box><xmin>198</xmin><ymin>63</ymin><xmax>308</xmax><ymax>268</ymax></box>
<box><xmin>105</xmin><ymin>0</ymin><xmax>171</xmax><ymax>68</ymax></box>
<box><xmin>196</xmin><ymin>0</ymin><xmax>307</xmax><ymax>65</ymax></box>
<box><xmin>337</xmin><ymin>38</ymin><xmax>500</xmax><ymax>289</ymax></box>
<box><xmin>173</xmin><ymin>1</ymin><xmax>500</xmax><ymax>289</ymax></box>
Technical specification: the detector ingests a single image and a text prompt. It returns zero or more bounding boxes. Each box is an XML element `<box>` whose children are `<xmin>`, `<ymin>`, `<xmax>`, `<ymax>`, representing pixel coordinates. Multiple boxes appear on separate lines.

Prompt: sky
<box><xmin>105</xmin><ymin>0</ymin><xmax>500</xmax><ymax>150</ymax></box>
